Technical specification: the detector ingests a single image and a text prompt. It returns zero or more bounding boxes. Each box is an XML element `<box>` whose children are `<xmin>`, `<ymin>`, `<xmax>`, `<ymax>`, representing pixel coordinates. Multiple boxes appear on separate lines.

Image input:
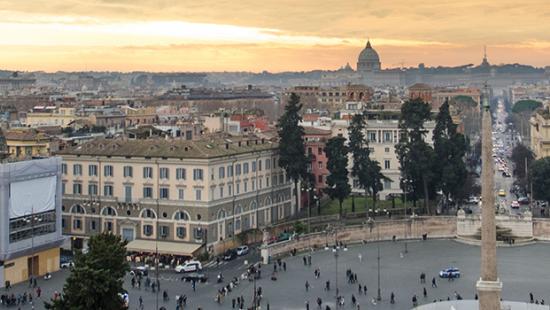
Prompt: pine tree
<box><xmin>45</xmin><ymin>233</ymin><xmax>129</xmax><ymax>310</ymax></box>
<box><xmin>324</xmin><ymin>136</ymin><xmax>351</xmax><ymax>216</ymax></box>
<box><xmin>277</xmin><ymin>93</ymin><xmax>308</xmax><ymax>214</ymax></box>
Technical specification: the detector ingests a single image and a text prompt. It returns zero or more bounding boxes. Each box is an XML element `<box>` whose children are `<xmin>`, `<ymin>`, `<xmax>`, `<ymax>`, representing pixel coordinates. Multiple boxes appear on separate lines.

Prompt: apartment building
<box><xmin>57</xmin><ymin>135</ymin><xmax>294</xmax><ymax>256</ymax></box>
<box><xmin>530</xmin><ymin>107</ymin><xmax>550</xmax><ymax>159</ymax></box>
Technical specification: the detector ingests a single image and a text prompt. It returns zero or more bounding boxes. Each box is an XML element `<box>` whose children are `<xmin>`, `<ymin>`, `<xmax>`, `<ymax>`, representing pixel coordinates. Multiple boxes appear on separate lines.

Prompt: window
<box><xmin>318</xmin><ymin>175</ymin><xmax>323</xmax><ymax>183</ymax></box>
<box><xmin>266</xmin><ymin>159</ymin><xmax>271</xmax><ymax>169</ymax></box>
<box><xmin>178</xmin><ymin>189</ymin><xmax>185</xmax><ymax>200</ymax></box>
<box><xmin>384</xmin><ymin>179</ymin><xmax>392</xmax><ymax>190</ymax></box>
<box><xmin>307</xmin><ymin>147</ymin><xmax>312</xmax><ymax>154</ymax></box>
<box><xmin>318</xmin><ymin>161</ymin><xmax>323</xmax><ymax>169</ymax></box>
<box><xmin>262</xmin><ymin>177</ymin><xmax>266</xmax><ymax>188</ymax></box>
<box><xmin>123</xmin><ymin>166</ymin><xmax>133</xmax><ymax>177</ymax></box>
<box><xmin>62</xmin><ymin>163</ymin><xmax>67</xmax><ymax>175</ymax></box>
<box><xmin>195</xmin><ymin>189</ymin><xmax>202</xmax><ymax>201</ymax></box>
<box><xmin>258</xmin><ymin>160</ymin><xmax>262</xmax><ymax>171</ymax></box>
<box><xmin>142</xmin><ymin>209</ymin><xmax>156</xmax><ymax>218</ymax></box>
<box><xmin>384</xmin><ymin>160</ymin><xmax>391</xmax><ymax>170</ymax></box>
<box><xmin>244</xmin><ymin>182</ymin><xmax>248</xmax><ymax>192</ymax></box>
<box><xmin>176</xmin><ymin>226</ymin><xmax>187</xmax><ymax>239</ymax></box>
<box><xmin>91</xmin><ymin>220</ymin><xmax>96</xmax><ymax>230</ymax></box>
<box><xmin>236</xmin><ymin>183</ymin><xmax>240</xmax><ymax>194</ymax></box>
<box><xmin>243</xmin><ymin>163</ymin><xmax>249</xmax><ymax>174</ymax></box>
<box><xmin>103</xmin><ymin>185</ymin><xmax>113</xmax><ymax>197</ymax></box>
<box><xmin>62</xmin><ymin>182</ymin><xmax>66</xmax><ymax>194</ymax></box>
<box><xmin>252</xmin><ymin>180</ymin><xmax>255</xmax><ymax>191</ymax></box>
<box><xmin>88</xmin><ymin>184</ymin><xmax>98</xmax><ymax>196</ymax></box>
<box><xmin>124</xmin><ymin>186</ymin><xmax>132</xmax><ymax>203</ymax></box>
<box><xmin>73</xmin><ymin>219</ymin><xmax>82</xmax><ymax>230</ymax></box>
<box><xmin>176</xmin><ymin>168</ymin><xmax>186</xmax><ymax>180</ymax></box>
<box><xmin>160</xmin><ymin>187</ymin><xmax>169</xmax><ymax>199</ymax></box>
<box><xmin>252</xmin><ymin>161</ymin><xmax>256</xmax><ymax>172</ymax></box>
<box><xmin>235</xmin><ymin>164</ymin><xmax>241</xmax><ymax>175</ymax></box>
<box><xmin>193</xmin><ymin>169</ymin><xmax>203</xmax><ymax>181</ymax></box>
<box><xmin>219</xmin><ymin>167</ymin><xmax>225</xmax><ymax>178</ymax></box>
<box><xmin>143</xmin><ymin>225</ymin><xmax>153</xmax><ymax>236</ymax></box>
<box><xmin>227</xmin><ymin>165</ymin><xmax>234</xmax><ymax>177</ymax></box>
<box><xmin>383</xmin><ymin>131</ymin><xmax>392</xmax><ymax>142</ymax></box>
<box><xmin>160</xmin><ymin>226</ymin><xmax>169</xmax><ymax>238</ymax></box>
<box><xmin>73</xmin><ymin>164</ymin><xmax>82</xmax><ymax>176</ymax></box>
<box><xmin>385</xmin><ymin>147</ymin><xmax>390</xmax><ymax>153</ymax></box>
<box><xmin>211</xmin><ymin>169</ymin><xmax>215</xmax><ymax>180</ymax></box>
<box><xmin>160</xmin><ymin>168</ymin><xmax>169</xmax><ymax>179</ymax></box>
<box><xmin>143</xmin><ymin>186</ymin><xmax>153</xmax><ymax>198</ymax></box>
<box><xmin>102</xmin><ymin>207</ymin><xmax>116</xmax><ymax>216</ymax></box>
<box><xmin>228</xmin><ymin>184</ymin><xmax>233</xmax><ymax>196</ymax></box>
<box><xmin>143</xmin><ymin>167</ymin><xmax>153</xmax><ymax>179</ymax></box>
<box><xmin>318</xmin><ymin>147</ymin><xmax>323</xmax><ymax>155</ymax></box>
<box><xmin>88</xmin><ymin>164</ymin><xmax>97</xmax><ymax>176</ymax></box>
<box><xmin>104</xmin><ymin>165</ymin><xmax>114</xmax><ymax>177</ymax></box>
<box><xmin>106</xmin><ymin>222</ymin><xmax>113</xmax><ymax>232</ymax></box>
<box><xmin>73</xmin><ymin>183</ymin><xmax>82</xmax><ymax>194</ymax></box>
<box><xmin>219</xmin><ymin>187</ymin><xmax>224</xmax><ymax>198</ymax></box>
<box><xmin>174</xmin><ymin>211</ymin><xmax>189</xmax><ymax>221</ymax></box>
<box><xmin>368</xmin><ymin>131</ymin><xmax>377</xmax><ymax>142</ymax></box>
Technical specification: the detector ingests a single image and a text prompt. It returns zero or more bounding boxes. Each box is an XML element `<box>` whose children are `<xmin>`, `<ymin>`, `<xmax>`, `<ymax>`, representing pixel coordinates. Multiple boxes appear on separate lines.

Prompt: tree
<box><xmin>512</xmin><ymin>100</ymin><xmax>542</xmax><ymax>114</ymax></box>
<box><xmin>324</xmin><ymin>136</ymin><xmax>351</xmax><ymax>216</ymax></box>
<box><xmin>348</xmin><ymin>113</ymin><xmax>370</xmax><ymax>211</ymax></box>
<box><xmin>365</xmin><ymin>160</ymin><xmax>390</xmax><ymax>210</ymax></box>
<box><xmin>396</xmin><ymin>98</ymin><xmax>436</xmax><ymax>214</ymax></box>
<box><xmin>433</xmin><ymin>100</ymin><xmax>468</xmax><ymax>208</ymax></box>
<box><xmin>511</xmin><ymin>144</ymin><xmax>535</xmax><ymax>182</ymax></box>
<box><xmin>530</xmin><ymin>157</ymin><xmax>550</xmax><ymax>203</ymax></box>
<box><xmin>277</xmin><ymin>93</ymin><xmax>309</xmax><ymax>214</ymax></box>
<box><xmin>45</xmin><ymin>233</ymin><xmax>129</xmax><ymax>310</ymax></box>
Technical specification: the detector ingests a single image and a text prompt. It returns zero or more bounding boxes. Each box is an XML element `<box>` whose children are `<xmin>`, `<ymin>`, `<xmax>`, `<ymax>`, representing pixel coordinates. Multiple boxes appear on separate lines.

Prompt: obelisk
<box><xmin>476</xmin><ymin>91</ymin><xmax>502</xmax><ymax>309</ymax></box>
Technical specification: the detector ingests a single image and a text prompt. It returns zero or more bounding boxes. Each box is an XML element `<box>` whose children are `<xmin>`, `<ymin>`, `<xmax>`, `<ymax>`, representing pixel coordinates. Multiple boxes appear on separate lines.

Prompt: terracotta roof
<box><xmin>304</xmin><ymin>126</ymin><xmax>332</xmax><ymax>136</ymax></box>
<box><xmin>4</xmin><ymin>130</ymin><xmax>50</xmax><ymax>141</ymax></box>
<box><xmin>57</xmin><ymin>135</ymin><xmax>277</xmax><ymax>159</ymax></box>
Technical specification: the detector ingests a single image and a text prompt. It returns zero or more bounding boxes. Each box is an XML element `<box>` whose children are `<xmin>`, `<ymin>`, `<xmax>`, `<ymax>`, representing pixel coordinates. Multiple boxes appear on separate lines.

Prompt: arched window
<box><xmin>174</xmin><ymin>210</ymin><xmax>190</xmax><ymax>221</ymax></box>
<box><xmin>70</xmin><ymin>204</ymin><xmax>86</xmax><ymax>214</ymax></box>
<box><xmin>235</xmin><ymin>205</ymin><xmax>243</xmax><ymax>215</ymax></box>
<box><xmin>140</xmin><ymin>208</ymin><xmax>156</xmax><ymax>219</ymax></box>
<box><xmin>250</xmin><ymin>201</ymin><xmax>257</xmax><ymax>210</ymax></box>
<box><xmin>217</xmin><ymin>209</ymin><xmax>226</xmax><ymax>220</ymax></box>
<box><xmin>265</xmin><ymin>197</ymin><xmax>272</xmax><ymax>206</ymax></box>
<box><xmin>101</xmin><ymin>206</ymin><xmax>117</xmax><ymax>216</ymax></box>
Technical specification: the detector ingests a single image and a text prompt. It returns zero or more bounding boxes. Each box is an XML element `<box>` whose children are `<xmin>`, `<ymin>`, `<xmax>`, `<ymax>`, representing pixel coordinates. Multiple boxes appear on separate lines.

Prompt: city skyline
<box><xmin>1</xmin><ymin>0</ymin><xmax>550</xmax><ymax>72</ymax></box>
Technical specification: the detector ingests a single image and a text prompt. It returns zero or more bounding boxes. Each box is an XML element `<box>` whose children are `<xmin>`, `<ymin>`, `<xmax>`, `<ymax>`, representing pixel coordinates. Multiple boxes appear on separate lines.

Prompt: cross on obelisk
<box><xmin>476</xmin><ymin>87</ymin><xmax>502</xmax><ymax>309</ymax></box>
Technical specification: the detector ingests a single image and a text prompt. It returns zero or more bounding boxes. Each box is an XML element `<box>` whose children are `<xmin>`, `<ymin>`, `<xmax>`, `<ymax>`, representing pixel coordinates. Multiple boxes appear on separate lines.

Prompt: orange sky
<box><xmin>1</xmin><ymin>0</ymin><xmax>550</xmax><ymax>72</ymax></box>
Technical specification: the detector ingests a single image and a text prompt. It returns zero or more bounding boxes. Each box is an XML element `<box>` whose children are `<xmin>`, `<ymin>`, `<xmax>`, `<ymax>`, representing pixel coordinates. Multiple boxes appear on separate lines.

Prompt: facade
<box><xmin>0</xmin><ymin>157</ymin><xmax>64</xmax><ymax>287</ymax></box>
<box><xmin>530</xmin><ymin>108</ymin><xmax>550</xmax><ymax>159</ymax></box>
<box><xmin>57</xmin><ymin>136</ymin><xmax>295</xmax><ymax>256</ymax></box>
<box><xmin>25</xmin><ymin>106</ymin><xmax>77</xmax><ymax>128</ymax></box>
<box><xmin>4</xmin><ymin>129</ymin><xmax>58</xmax><ymax>159</ymax></box>
<box><xmin>304</xmin><ymin>127</ymin><xmax>331</xmax><ymax>194</ymax></box>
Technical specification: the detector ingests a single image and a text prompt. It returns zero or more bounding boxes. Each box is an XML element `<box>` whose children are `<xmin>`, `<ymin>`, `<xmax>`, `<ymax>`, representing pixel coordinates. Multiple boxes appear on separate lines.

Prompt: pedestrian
<box><xmin>36</xmin><ymin>287</ymin><xmax>41</xmax><ymax>298</ymax></box>
<box><xmin>423</xmin><ymin>287</ymin><xmax>427</xmax><ymax>298</ymax></box>
<box><xmin>308</xmin><ymin>255</ymin><xmax>312</xmax><ymax>266</ymax></box>
<box><xmin>475</xmin><ymin>294</ymin><xmax>478</xmax><ymax>300</ymax></box>
<box><xmin>232</xmin><ymin>298</ymin><xmax>236</xmax><ymax>308</ymax></box>
<box><xmin>390</xmin><ymin>292</ymin><xmax>395</xmax><ymax>304</ymax></box>
<box><xmin>358</xmin><ymin>284</ymin><xmax>362</xmax><ymax>294</ymax></box>
<box><xmin>363</xmin><ymin>285</ymin><xmax>367</xmax><ymax>295</ymax></box>
<box><xmin>303</xmin><ymin>256</ymin><xmax>307</xmax><ymax>265</ymax></box>
<box><xmin>530</xmin><ymin>292</ymin><xmax>534</xmax><ymax>303</ymax></box>
<box><xmin>352</xmin><ymin>294</ymin><xmax>356</xmax><ymax>305</ymax></box>
<box><xmin>432</xmin><ymin>277</ymin><xmax>437</xmax><ymax>288</ymax></box>
<box><xmin>358</xmin><ymin>253</ymin><xmax>362</xmax><ymax>263</ymax></box>
<box><xmin>283</xmin><ymin>262</ymin><xmax>287</xmax><ymax>271</ymax></box>
<box><xmin>420</xmin><ymin>272</ymin><xmax>426</xmax><ymax>283</ymax></box>
<box><xmin>325</xmin><ymin>281</ymin><xmax>330</xmax><ymax>291</ymax></box>
<box><xmin>306</xmin><ymin>300</ymin><xmax>310</xmax><ymax>310</ymax></box>
<box><xmin>317</xmin><ymin>297</ymin><xmax>322</xmax><ymax>309</ymax></box>
<box><xmin>139</xmin><ymin>296</ymin><xmax>143</xmax><ymax>307</ymax></box>
<box><xmin>274</xmin><ymin>263</ymin><xmax>277</xmax><ymax>272</ymax></box>
<box><xmin>305</xmin><ymin>281</ymin><xmax>310</xmax><ymax>292</ymax></box>
<box><xmin>412</xmin><ymin>295</ymin><xmax>418</xmax><ymax>307</ymax></box>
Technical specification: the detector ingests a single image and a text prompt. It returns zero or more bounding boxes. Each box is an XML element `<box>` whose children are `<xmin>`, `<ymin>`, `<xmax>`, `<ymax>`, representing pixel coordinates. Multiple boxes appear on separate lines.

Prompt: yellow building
<box><xmin>530</xmin><ymin>108</ymin><xmax>550</xmax><ymax>159</ymax></box>
<box><xmin>5</xmin><ymin>129</ymin><xmax>58</xmax><ymax>159</ymax></box>
<box><xmin>25</xmin><ymin>106</ymin><xmax>77</xmax><ymax>128</ymax></box>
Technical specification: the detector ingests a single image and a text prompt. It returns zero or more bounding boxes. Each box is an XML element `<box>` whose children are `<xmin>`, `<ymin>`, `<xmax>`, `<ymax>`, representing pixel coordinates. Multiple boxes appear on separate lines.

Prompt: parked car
<box><xmin>223</xmin><ymin>249</ymin><xmax>237</xmax><ymax>261</ymax></box>
<box><xmin>175</xmin><ymin>261</ymin><xmax>202</xmax><ymax>273</ymax></box>
<box><xmin>498</xmin><ymin>189</ymin><xmax>506</xmax><ymax>197</ymax></box>
<box><xmin>236</xmin><ymin>245</ymin><xmax>249</xmax><ymax>256</ymax></box>
<box><xmin>439</xmin><ymin>267</ymin><xmax>461</xmax><ymax>278</ymax></box>
<box><xmin>60</xmin><ymin>256</ymin><xmax>74</xmax><ymax>269</ymax></box>
<box><xmin>518</xmin><ymin>197</ymin><xmax>529</xmax><ymax>205</ymax></box>
<box><xmin>181</xmin><ymin>272</ymin><xmax>208</xmax><ymax>283</ymax></box>
<box><xmin>511</xmin><ymin>201</ymin><xmax>520</xmax><ymax>209</ymax></box>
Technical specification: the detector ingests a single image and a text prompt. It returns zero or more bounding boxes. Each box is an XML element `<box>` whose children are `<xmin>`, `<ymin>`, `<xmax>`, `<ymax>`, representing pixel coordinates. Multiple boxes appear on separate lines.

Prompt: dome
<box><xmin>358</xmin><ymin>41</ymin><xmax>380</xmax><ymax>63</ymax></box>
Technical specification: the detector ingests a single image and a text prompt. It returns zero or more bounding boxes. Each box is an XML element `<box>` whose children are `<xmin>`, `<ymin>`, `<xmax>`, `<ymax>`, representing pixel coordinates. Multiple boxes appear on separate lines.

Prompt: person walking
<box><xmin>306</xmin><ymin>300</ymin><xmax>310</xmax><ymax>310</ymax></box>
<box><xmin>420</xmin><ymin>272</ymin><xmax>426</xmax><ymax>283</ymax></box>
<box><xmin>530</xmin><ymin>292</ymin><xmax>534</xmax><ymax>303</ymax></box>
<box><xmin>325</xmin><ymin>281</ymin><xmax>330</xmax><ymax>291</ymax></box>
<box><xmin>303</xmin><ymin>256</ymin><xmax>307</xmax><ymax>266</ymax></box>
<box><xmin>431</xmin><ymin>277</ymin><xmax>437</xmax><ymax>288</ymax></box>
<box><xmin>412</xmin><ymin>295</ymin><xmax>418</xmax><ymax>307</ymax></box>
<box><xmin>363</xmin><ymin>285</ymin><xmax>367</xmax><ymax>295</ymax></box>
<box><xmin>390</xmin><ymin>292</ymin><xmax>395</xmax><ymax>304</ymax></box>
<box><xmin>305</xmin><ymin>281</ymin><xmax>310</xmax><ymax>292</ymax></box>
<box><xmin>423</xmin><ymin>287</ymin><xmax>427</xmax><ymax>298</ymax></box>
<box><xmin>283</xmin><ymin>262</ymin><xmax>287</xmax><ymax>272</ymax></box>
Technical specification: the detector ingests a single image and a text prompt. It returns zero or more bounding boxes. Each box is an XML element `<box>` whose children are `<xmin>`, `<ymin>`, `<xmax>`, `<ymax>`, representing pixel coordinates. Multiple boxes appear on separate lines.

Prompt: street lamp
<box><xmin>367</xmin><ymin>218</ymin><xmax>382</xmax><ymax>301</ymax></box>
<box><xmin>332</xmin><ymin>225</ymin><xmax>340</xmax><ymax>308</ymax></box>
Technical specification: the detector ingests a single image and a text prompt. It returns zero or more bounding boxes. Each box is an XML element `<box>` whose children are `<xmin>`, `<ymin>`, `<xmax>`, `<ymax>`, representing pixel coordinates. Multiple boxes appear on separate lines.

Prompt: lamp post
<box><xmin>332</xmin><ymin>225</ymin><xmax>340</xmax><ymax>308</ymax></box>
<box><xmin>368</xmin><ymin>217</ymin><xmax>382</xmax><ymax>301</ymax></box>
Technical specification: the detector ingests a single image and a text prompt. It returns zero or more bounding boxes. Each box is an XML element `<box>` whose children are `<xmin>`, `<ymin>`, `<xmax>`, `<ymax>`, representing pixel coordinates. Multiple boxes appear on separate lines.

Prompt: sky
<box><xmin>1</xmin><ymin>0</ymin><xmax>550</xmax><ymax>72</ymax></box>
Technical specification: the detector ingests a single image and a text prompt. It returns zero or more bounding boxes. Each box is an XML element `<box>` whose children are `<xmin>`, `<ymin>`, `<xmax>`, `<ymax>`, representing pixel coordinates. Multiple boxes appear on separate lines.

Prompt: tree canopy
<box><xmin>530</xmin><ymin>157</ymin><xmax>550</xmax><ymax>203</ymax></box>
<box><xmin>45</xmin><ymin>233</ymin><xmax>129</xmax><ymax>310</ymax></box>
<box><xmin>512</xmin><ymin>100</ymin><xmax>542</xmax><ymax>114</ymax></box>
<box><xmin>277</xmin><ymin>93</ymin><xmax>308</xmax><ymax>213</ymax></box>
<box><xmin>324</xmin><ymin>136</ymin><xmax>351</xmax><ymax>216</ymax></box>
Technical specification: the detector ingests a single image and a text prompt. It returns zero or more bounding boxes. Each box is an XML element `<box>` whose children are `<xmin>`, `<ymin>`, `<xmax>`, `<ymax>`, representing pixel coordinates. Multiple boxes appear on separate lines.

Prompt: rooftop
<box><xmin>57</xmin><ymin>135</ymin><xmax>277</xmax><ymax>159</ymax></box>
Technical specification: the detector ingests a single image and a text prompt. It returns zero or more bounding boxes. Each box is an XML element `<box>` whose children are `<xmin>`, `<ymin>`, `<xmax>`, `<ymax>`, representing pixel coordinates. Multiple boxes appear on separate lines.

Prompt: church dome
<box><xmin>358</xmin><ymin>41</ymin><xmax>380</xmax><ymax>63</ymax></box>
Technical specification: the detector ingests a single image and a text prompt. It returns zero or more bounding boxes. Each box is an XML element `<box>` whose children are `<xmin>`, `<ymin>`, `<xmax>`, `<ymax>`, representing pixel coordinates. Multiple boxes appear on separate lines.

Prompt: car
<box><xmin>518</xmin><ymin>197</ymin><xmax>529</xmax><ymax>205</ymax></box>
<box><xmin>223</xmin><ymin>249</ymin><xmax>237</xmax><ymax>261</ymax></box>
<box><xmin>511</xmin><ymin>201</ymin><xmax>520</xmax><ymax>209</ymax></box>
<box><xmin>236</xmin><ymin>245</ymin><xmax>249</xmax><ymax>256</ymax></box>
<box><xmin>439</xmin><ymin>267</ymin><xmax>461</xmax><ymax>278</ymax></box>
<box><xmin>467</xmin><ymin>196</ymin><xmax>479</xmax><ymax>204</ymax></box>
<box><xmin>181</xmin><ymin>272</ymin><xmax>208</xmax><ymax>283</ymax></box>
<box><xmin>175</xmin><ymin>261</ymin><xmax>202</xmax><ymax>273</ymax></box>
<box><xmin>60</xmin><ymin>256</ymin><xmax>74</xmax><ymax>269</ymax></box>
<box><xmin>498</xmin><ymin>189</ymin><xmax>506</xmax><ymax>197</ymax></box>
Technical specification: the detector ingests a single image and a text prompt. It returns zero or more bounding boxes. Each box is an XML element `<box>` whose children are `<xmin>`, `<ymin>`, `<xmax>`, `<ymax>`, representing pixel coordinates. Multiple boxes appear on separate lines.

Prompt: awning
<box><xmin>126</xmin><ymin>239</ymin><xmax>203</xmax><ymax>257</ymax></box>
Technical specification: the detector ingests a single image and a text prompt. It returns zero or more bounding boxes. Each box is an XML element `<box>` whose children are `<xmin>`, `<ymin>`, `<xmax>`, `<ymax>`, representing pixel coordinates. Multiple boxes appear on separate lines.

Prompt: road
<box><xmin>6</xmin><ymin>240</ymin><xmax>550</xmax><ymax>310</ymax></box>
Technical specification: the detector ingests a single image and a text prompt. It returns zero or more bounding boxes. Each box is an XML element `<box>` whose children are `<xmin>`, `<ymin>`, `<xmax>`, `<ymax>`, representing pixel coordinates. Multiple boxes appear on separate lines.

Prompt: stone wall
<box><xmin>263</xmin><ymin>216</ymin><xmax>456</xmax><ymax>260</ymax></box>
<box><xmin>457</xmin><ymin>211</ymin><xmax>534</xmax><ymax>238</ymax></box>
<box><xmin>533</xmin><ymin>218</ymin><xmax>550</xmax><ymax>241</ymax></box>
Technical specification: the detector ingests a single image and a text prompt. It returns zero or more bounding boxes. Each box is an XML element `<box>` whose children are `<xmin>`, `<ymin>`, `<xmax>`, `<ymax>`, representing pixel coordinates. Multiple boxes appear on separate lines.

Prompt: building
<box><xmin>0</xmin><ymin>156</ymin><xmax>64</xmax><ymax>287</ymax></box>
<box><xmin>304</xmin><ymin>127</ymin><xmax>331</xmax><ymax>194</ymax></box>
<box><xmin>57</xmin><ymin>135</ymin><xmax>295</xmax><ymax>256</ymax></box>
<box><xmin>24</xmin><ymin>106</ymin><xmax>77</xmax><ymax>128</ymax></box>
<box><xmin>357</xmin><ymin>40</ymin><xmax>381</xmax><ymax>74</ymax></box>
<box><xmin>4</xmin><ymin>129</ymin><xmax>59</xmax><ymax>159</ymax></box>
<box><xmin>530</xmin><ymin>107</ymin><xmax>550</xmax><ymax>159</ymax></box>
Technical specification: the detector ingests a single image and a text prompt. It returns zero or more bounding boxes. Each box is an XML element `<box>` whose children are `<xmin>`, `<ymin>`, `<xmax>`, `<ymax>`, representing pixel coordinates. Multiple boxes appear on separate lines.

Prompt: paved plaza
<box><xmin>4</xmin><ymin>239</ymin><xmax>550</xmax><ymax>309</ymax></box>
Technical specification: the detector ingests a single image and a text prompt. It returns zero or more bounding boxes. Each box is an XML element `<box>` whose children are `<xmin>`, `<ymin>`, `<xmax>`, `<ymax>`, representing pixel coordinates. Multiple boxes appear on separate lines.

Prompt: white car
<box><xmin>236</xmin><ymin>245</ymin><xmax>249</xmax><ymax>256</ymax></box>
<box><xmin>175</xmin><ymin>261</ymin><xmax>202</xmax><ymax>273</ymax></box>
